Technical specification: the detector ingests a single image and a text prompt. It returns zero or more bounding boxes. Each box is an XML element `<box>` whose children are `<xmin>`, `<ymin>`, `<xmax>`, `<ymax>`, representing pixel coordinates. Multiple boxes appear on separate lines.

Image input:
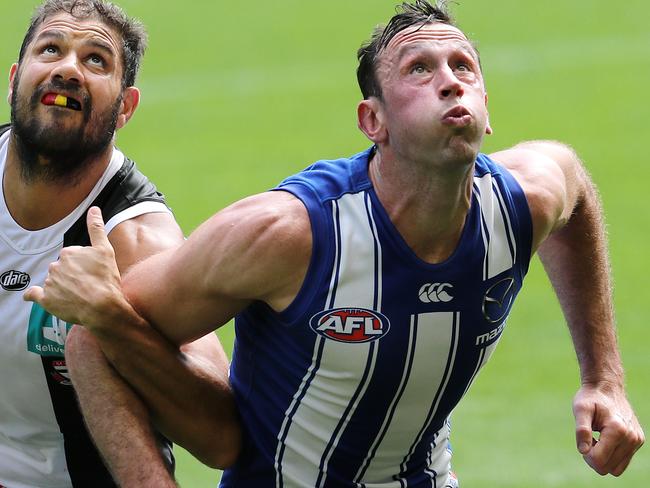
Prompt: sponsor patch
<box><xmin>309</xmin><ymin>308</ymin><xmax>390</xmax><ymax>343</ymax></box>
<box><xmin>0</xmin><ymin>270</ymin><xmax>30</xmax><ymax>291</ymax></box>
<box><xmin>419</xmin><ymin>282</ymin><xmax>454</xmax><ymax>303</ymax></box>
<box><xmin>482</xmin><ymin>276</ymin><xmax>515</xmax><ymax>324</ymax></box>
<box><xmin>27</xmin><ymin>303</ymin><xmax>72</xmax><ymax>357</ymax></box>
<box><xmin>48</xmin><ymin>359</ymin><xmax>72</xmax><ymax>386</ymax></box>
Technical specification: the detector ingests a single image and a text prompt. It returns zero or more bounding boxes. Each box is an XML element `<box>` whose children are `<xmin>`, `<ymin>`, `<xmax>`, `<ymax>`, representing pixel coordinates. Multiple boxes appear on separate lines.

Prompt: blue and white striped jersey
<box><xmin>222</xmin><ymin>147</ymin><xmax>533</xmax><ymax>487</ymax></box>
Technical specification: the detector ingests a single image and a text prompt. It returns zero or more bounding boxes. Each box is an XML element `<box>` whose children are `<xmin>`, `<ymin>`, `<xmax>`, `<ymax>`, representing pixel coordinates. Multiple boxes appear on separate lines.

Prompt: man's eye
<box><xmin>411</xmin><ymin>64</ymin><xmax>427</xmax><ymax>74</ymax></box>
<box><xmin>88</xmin><ymin>54</ymin><xmax>104</xmax><ymax>67</ymax></box>
<box><xmin>455</xmin><ymin>62</ymin><xmax>475</xmax><ymax>73</ymax></box>
<box><xmin>43</xmin><ymin>45</ymin><xmax>58</xmax><ymax>55</ymax></box>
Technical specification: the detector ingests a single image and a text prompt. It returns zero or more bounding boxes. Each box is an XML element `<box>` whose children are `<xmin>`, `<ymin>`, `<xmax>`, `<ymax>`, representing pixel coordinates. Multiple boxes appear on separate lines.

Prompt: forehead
<box><xmin>30</xmin><ymin>12</ymin><xmax>122</xmax><ymax>57</ymax></box>
<box><xmin>382</xmin><ymin>22</ymin><xmax>477</xmax><ymax>62</ymax></box>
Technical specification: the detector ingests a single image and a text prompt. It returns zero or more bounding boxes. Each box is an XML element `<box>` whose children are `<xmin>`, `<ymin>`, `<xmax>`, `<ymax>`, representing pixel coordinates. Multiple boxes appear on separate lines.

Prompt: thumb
<box><xmin>87</xmin><ymin>207</ymin><xmax>111</xmax><ymax>249</ymax></box>
<box><xmin>23</xmin><ymin>285</ymin><xmax>45</xmax><ymax>304</ymax></box>
<box><xmin>574</xmin><ymin>403</ymin><xmax>595</xmax><ymax>455</ymax></box>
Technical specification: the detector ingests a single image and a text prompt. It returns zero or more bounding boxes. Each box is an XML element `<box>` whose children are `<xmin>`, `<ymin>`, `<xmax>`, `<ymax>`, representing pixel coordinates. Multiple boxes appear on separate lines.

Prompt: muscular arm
<box><xmin>119</xmin><ymin>191</ymin><xmax>311</xmax><ymax>344</ymax></box>
<box><xmin>26</xmin><ymin>191</ymin><xmax>311</xmax><ymax>466</ymax></box>
<box><xmin>111</xmin><ymin>212</ymin><xmax>241</xmax><ymax>468</ymax></box>
<box><xmin>491</xmin><ymin>141</ymin><xmax>644</xmax><ymax>476</ymax></box>
<box><xmin>62</xmin><ymin>212</ymin><xmax>188</xmax><ymax>485</ymax></box>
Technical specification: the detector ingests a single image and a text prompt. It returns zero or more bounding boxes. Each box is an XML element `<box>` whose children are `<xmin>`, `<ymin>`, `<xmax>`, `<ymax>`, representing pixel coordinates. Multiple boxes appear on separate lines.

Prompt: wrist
<box><xmin>580</xmin><ymin>374</ymin><xmax>625</xmax><ymax>393</ymax></box>
<box><xmin>83</xmin><ymin>288</ymin><xmax>147</xmax><ymax>338</ymax></box>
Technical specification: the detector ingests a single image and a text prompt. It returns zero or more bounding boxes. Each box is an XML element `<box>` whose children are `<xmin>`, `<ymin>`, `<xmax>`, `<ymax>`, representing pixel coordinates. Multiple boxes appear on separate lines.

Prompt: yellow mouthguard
<box><xmin>54</xmin><ymin>95</ymin><xmax>68</xmax><ymax>107</ymax></box>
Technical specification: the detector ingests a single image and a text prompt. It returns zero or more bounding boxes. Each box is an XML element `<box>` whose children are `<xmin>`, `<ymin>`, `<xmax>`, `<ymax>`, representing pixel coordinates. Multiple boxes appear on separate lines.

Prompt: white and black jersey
<box><xmin>0</xmin><ymin>125</ymin><xmax>174</xmax><ymax>488</ymax></box>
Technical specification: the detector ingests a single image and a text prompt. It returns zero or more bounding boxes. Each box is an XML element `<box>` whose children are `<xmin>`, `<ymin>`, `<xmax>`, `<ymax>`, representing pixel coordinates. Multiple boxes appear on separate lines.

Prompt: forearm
<box><xmin>88</xmin><ymin>304</ymin><xmax>241</xmax><ymax>469</ymax></box>
<box><xmin>537</xmin><ymin>179</ymin><xmax>623</xmax><ymax>387</ymax></box>
<box><xmin>65</xmin><ymin>327</ymin><xmax>177</xmax><ymax>486</ymax></box>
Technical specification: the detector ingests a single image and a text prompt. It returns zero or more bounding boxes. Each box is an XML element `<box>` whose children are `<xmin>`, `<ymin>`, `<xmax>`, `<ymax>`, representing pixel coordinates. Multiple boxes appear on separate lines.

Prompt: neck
<box><xmin>369</xmin><ymin>147</ymin><xmax>475</xmax><ymax>264</ymax></box>
<box><xmin>3</xmin><ymin>136</ymin><xmax>113</xmax><ymax>230</ymax></box>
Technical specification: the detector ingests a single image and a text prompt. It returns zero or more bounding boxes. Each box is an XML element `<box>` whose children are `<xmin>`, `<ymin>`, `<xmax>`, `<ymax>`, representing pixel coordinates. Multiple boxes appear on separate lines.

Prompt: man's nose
<box><xmin>438</xmin><ymin>67</ymin><xmax>464</xmax><ymax>99</ymax></box>
<box><xmin>50</xmin><ymin>53</ymin><xmax>84</xmax><ymax>85</ymax></box>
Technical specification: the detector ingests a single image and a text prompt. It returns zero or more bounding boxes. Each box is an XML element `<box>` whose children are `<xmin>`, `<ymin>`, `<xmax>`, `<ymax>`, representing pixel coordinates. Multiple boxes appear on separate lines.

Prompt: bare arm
<box><xmin>64</xmin><ymin>326</ymin><xmax>178</xmax><ymax>486</ymax></box>
<box><xmin>108</xmin><ymin>212</ymin><xmax>241</xmax><ymax>468</ymax></box>
<box><xmin>25</xmin><ymin>191</ymin><xmax>311</xmax><ymax>465</ymax></box>
<box><xmin>31</xmin><ymin>210</ymin><xmax>241</xmax><ymax>470</ymax></box>
<box><xmin>491</xmin><ymin>141</ymin><xmax>644</xmax><ymax>476</ymax></box>
<box><xmin>120</xmin><ymin>191</ymin><xmax>312</xmax><ymax>344</ymax></box>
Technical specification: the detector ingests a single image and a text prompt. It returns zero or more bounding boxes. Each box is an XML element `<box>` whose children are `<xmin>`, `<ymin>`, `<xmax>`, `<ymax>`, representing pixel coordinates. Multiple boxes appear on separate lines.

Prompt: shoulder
<box><xmin>489</xmin><ymin>141</ymin><xmax>586</xmax><ymax>252</ymax></box>
<box><xmin>108</xmin><ymin>212</ymin><xmax>184</xmax><ymax>273</ymax></box>
<box><xmin>276</xmin><ymin>149</ymin><xmax>374</xmax><ymax>201</ymax></box>
<box><xmin>97</xmin><ymin>156</ymin><xmax>168</xmax><ymax>222</ymax></box>
<box><xmin>182</xmin><ymin>191</ymin><xmax>312</xmax><ymax>308</ymax></box>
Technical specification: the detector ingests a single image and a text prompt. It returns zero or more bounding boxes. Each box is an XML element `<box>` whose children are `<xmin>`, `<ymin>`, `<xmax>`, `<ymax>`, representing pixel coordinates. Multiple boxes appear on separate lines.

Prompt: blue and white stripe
<box><xmin>275</xmin><ymin>191</ymin><xmax>383</xmax><ymax>488</ymax></box>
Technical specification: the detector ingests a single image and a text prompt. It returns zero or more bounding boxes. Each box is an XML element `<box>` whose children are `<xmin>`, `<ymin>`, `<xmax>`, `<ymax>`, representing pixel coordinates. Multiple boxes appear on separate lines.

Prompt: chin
<box><xmin>446</xmin><ymin>137</ymin><xmax>481</xmax><ymax>163</ymax></box>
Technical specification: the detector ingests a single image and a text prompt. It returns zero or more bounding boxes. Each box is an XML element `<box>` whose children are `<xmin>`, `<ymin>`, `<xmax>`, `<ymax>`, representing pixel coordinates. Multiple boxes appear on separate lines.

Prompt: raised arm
<box><xmin>24</xmin><ymin>208</ymin><xmax>240</xmax><ymax>470</ymax></box>
<box><xmin>491</xmin><ymin>141</ymin><xmax>644</xmax><ymax>476</ymax></box>
<box><xmin>117</xmin><ymin>190</ymin><xmax>312</xmax><ymax>344</ymax></box>
<box><xmin>25</xmin><ymin>191</ymin><xmax>312</xmax><ymax>466</ymax></box>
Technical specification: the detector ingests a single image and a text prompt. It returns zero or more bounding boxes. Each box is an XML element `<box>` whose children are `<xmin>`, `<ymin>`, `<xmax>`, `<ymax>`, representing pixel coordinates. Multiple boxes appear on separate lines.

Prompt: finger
<box><xmin>86</xmin><ymin>206</ymin><xmax>110</xmax><ymax>249</ymax></box>
<box><xmin>609</xmin><ymin>443</ymin><xmax>634</xmax><ymax>476</ymax></box>
<box><xmin>573</xmin><ymin>403</ymin><xmax>595</xmax><ymax>455</ymax></box>
<box><xmin>23</xmin><ymin>285</ymin><xmax>45</xmax><ymax>304</ymax></box>
<box><xmin>608</xmin><ymin>422</ymin><xmax>645</xmax><ymax>476</ymax></box>
<box><xmin>587</xmin><ymin>419</ymin><xmax>628</xmax><ymax>473</ymax></box>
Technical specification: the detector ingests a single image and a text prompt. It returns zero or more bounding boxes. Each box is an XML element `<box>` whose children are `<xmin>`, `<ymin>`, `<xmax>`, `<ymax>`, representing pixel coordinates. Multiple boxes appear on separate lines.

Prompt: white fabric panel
<box><xmin>474</xmin><ymin>174</ymin><xmax>513</xmax><ymax>279</ymax></box>
<box><xmin>104</xmin><ymin>201</ymin><xmax>171</xmax><ymax>234</ymax></box>
<box><xmin>278</xmin><ymin>192</ymin><xmax>380</xmax><ymax>488</ymax></box>
<box><xmin>362</xmin><ymin>312</ymin><xmax>458</xmax><ymax>485</ymax></box>
<box><xmin>0</xmin><ymin>141</ymin><xmax>122</xmax><ymax>255</ymax></box>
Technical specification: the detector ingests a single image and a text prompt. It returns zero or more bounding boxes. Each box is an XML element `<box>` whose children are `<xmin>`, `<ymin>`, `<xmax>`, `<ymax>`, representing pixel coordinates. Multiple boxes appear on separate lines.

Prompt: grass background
<box><xmin>2</xmin><ymin>0</ymin><xmax>648</xmax><ymax>486</ymax></box>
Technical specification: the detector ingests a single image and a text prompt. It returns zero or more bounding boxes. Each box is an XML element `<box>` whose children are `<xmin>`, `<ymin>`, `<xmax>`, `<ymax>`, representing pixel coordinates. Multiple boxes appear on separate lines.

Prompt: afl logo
<box><xmin>419</xmin><ymin>283</ymin><xmax>453</xmax><ymax>303</ymax></box>
<box><xmin>1</xmin><ymin>270</ymin><xmax>31</xmax><ymax>291</ymax></box>
<box><xmin>309</xmin><ymin>308</ymin><xmax>390</xmax><ymax>344</ymax></box>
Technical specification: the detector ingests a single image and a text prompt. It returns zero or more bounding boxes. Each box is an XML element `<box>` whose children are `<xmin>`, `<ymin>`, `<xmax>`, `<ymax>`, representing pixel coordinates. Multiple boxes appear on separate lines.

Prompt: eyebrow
<box><xmin>394</xmin><ymin>40</ymin><xmax>480</xmax><ymax>65</ymax></box>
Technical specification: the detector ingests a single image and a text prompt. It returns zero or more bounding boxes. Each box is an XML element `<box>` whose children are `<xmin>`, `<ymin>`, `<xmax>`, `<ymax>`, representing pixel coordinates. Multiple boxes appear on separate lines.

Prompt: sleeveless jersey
<box><xmin>0</xmin><ymin>125</ymin><xmax>174</xmax><ymax>488</ymax></box>
<box><xmin>221</xmin><ymin>147</ymin><xmax>533</xmax><ymax>488</ymax></box>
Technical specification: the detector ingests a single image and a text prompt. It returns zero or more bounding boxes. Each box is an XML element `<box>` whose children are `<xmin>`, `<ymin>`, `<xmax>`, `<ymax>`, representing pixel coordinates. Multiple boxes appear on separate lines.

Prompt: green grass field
<box><xmin>2</xmin><ymin>0</ymin><xmax>649</xmax><ymax>486</ymax></box>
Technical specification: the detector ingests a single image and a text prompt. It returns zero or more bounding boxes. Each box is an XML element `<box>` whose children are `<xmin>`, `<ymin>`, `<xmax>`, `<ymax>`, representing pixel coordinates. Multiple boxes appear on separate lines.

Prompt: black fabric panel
<box><xmin>63</xmin><ymin>157</ymin><xmax>169</xmax><ymax>247</ymax></box>
<box><xmin>45</xmin><ymin>155</ymin><xmax>173</xmax><ymax>482</ymax></box>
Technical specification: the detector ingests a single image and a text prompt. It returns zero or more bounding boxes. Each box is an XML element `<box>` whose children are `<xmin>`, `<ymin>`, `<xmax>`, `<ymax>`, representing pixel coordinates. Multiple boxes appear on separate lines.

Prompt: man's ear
<box><xmin>358</xmin><ymin>97</ymin><xmax>387</xmax><ymax>144</ymax></box>
<box><xmin>485</xmin><ymin>92</ymin><xmax>493</xmax><ymax>135</ymax></box>
<box><xmin>116</xmin><ymin>86</ymin><xmax>140</xmax><ymax>130</ymax></box>
<box><xmin>7</xmin><ymin>64</ymin><xmax>18</xmax><ymax>105</ymax></box>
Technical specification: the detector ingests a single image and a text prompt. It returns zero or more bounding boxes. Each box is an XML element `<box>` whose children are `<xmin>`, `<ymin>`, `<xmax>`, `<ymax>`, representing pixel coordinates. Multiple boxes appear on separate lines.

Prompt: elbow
<box><xmin>193</xmin><ymin>422</ymin><xmax>242</xmax><ymax>469</ymax></box>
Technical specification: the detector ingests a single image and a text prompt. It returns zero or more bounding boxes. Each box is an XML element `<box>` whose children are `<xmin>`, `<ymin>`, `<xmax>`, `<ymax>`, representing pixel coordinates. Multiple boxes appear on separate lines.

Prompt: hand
<box><xmin>23</xmin><ymin>207</ymin><xmax>126</xmax><ymax>329</ymax></box>
<box><xmin>573</xmin><ymin>383</ymin><xmax>645</xmax><ymax>476</ymax></box>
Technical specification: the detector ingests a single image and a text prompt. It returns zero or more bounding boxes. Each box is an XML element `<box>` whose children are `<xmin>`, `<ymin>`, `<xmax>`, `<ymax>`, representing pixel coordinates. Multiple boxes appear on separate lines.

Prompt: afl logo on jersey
<box><xmin>309</xmin><ymin>308</ymin><xmax>390</xmax><ymax>343</ymax></box>
<box><xmin>0</xmin><ymin>270</ymin><xmax>31</xmax><ymax>291</ymax></box>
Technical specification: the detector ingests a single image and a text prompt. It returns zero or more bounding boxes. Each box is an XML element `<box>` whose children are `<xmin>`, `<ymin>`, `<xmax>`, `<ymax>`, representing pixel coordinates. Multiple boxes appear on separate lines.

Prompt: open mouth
<box><xmin>442</xmin><ymin>106</ymin><xmax>472</xmax><ymax>127</ymax></box>
<box><xmin>41</xmin><ymin>93</ymin><xmax>82</xmax><ymax>111</ymax></box>
<box><xmin>443</xmin><ymin>106</ymin><xmax>471</xmax><ymax>119</ymax></box>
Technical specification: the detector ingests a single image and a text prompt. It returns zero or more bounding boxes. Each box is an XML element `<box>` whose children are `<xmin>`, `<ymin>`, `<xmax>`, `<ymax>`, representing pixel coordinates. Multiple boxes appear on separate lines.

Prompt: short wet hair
<box><xmin>357</xmin><ymin>0</ymin><xmax>459</xmax><ymax>99</ymax></box>
<box><xmin>18</xmin><ymin>0</ymin><xmax>147</xmax><ymax>88</ymax></box>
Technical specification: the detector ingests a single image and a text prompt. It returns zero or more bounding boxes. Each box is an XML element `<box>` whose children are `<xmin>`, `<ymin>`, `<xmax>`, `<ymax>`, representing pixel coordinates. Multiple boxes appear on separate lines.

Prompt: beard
<box><xmin>10</xmin><ymin>72</ymin><xmax>121</xmax><ymax>185</ymax></box>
